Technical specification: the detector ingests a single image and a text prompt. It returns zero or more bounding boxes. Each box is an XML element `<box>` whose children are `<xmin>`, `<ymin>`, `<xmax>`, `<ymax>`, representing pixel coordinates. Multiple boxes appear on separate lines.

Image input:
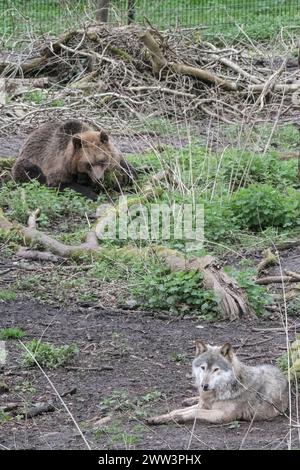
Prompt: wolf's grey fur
<box><xmin>148</xmin><ymin>340</ymin><xmax>288</xmax><ymax>424</ymax></box>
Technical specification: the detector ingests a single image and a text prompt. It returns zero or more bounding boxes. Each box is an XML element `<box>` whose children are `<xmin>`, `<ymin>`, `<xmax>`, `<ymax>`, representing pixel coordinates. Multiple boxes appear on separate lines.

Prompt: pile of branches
<box><xmin>1</xmin><ymin>24</ymin><xmax>300</xmax><ymax>135</ymax></box>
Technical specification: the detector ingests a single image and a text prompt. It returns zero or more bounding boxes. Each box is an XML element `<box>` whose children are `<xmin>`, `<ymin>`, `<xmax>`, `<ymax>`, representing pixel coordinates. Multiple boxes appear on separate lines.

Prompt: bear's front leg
<box><xmin>60</xmin><ymin>182</ymin><xmax>99</xmax><ymax>201</ymax></box>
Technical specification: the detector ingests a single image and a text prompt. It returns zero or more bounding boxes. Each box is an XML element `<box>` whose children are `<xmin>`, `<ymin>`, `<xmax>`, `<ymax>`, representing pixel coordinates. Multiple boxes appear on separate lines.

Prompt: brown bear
<box><xmin>12</xmin><ymin>120</ymin><xmax>134</xmax><ymax>200</ymax></box>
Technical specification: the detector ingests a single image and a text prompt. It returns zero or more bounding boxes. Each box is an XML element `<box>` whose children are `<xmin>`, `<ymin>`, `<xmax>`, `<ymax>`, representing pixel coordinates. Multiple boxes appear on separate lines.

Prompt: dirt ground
<box><xmin>0</xmin><ymin>296</ymin><xmax>298</xmax><ymax>450</ymax></box>
<box><xmin>0</xmin><ymin>133</ymin><xmax>190</xmax><ymax>159</ymax></box>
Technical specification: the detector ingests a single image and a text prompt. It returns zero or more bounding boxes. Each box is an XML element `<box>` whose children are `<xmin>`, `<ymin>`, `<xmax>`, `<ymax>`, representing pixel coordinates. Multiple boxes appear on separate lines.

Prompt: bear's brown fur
<box><xmin>12</xmin><ymin>120</ymin><xmax>133</xmax><ymax>199</ymax></box>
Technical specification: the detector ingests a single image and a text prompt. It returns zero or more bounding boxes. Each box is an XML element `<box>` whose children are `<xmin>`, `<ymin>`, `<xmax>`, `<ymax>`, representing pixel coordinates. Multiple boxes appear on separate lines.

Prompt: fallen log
<box><xmin>152</xmin><ymin>248</ymin><xmax>256</xmax><ymax>321</ymax></box>
<box><xmin>0</xmin><ymin>56</ymin><xmax>48</xmax><ymax>76</ymax></box>
<box><xmin>256</xmin><ymin>275</ymin><xmax>294</xmax><ymax>285</ymax></box>
<box><xmin>248</xmin><ymin>83</ymin><xmax>300</xmax><ymax>93</ymax></box>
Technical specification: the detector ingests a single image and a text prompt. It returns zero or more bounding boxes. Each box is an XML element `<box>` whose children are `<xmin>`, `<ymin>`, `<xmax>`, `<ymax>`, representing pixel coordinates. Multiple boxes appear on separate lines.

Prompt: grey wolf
<box><xmin>12</xmin><ymin>120</ymin><xmax>133</xmax><ymax>199</ymax></box>
<box><xmin>148</xmin><ymin>340</ymin><xmax>288</xmax><ymax>424</ymax></box>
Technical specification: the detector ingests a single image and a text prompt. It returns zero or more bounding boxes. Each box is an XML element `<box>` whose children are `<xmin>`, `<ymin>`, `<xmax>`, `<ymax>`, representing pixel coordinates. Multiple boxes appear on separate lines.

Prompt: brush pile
<box><xmin>1</xmin><ymin>24</ymin><xmax>300</xmax><ymax>135</ymax></box>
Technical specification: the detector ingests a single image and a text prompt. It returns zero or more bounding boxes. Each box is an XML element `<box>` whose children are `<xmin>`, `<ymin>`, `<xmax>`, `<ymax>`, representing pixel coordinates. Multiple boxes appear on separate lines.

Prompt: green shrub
<box><xmin>230</xmin><ymin>184</ymin><xmax>287</xmax><ymax>231</ymax></box>
<box><xmin>134</xmin><ymin>266</ymin><xmax>220</xmax><ymax>318</ymax></box>
<box><xmin>203</xmin><ymin>201</ymin><xmax>238</xmax><ymax>243</ymax></box>
<box><xmin>23</xmin><ymin>339</ymin><xmax>78</xmax><ymax>368</ymax></box>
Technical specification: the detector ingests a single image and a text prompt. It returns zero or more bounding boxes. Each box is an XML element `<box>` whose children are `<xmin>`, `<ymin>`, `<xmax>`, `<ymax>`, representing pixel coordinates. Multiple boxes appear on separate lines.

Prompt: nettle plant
<box><xmin>230</xmin><ymin>184</ymin><xmax>288</xmax><ymax>231</ymax></box>
<box><xmin>135</xmin><ymin>266</ymin><xmax>220</xmax><ymax>319</ymax></box>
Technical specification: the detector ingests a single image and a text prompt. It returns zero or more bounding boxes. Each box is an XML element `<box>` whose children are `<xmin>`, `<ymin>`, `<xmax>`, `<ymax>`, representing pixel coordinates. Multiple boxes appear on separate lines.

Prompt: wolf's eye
<box><xmin>213</xmin><ymin>367</ymin><xmax>220</xmax><ymax>373</ymax></box>
<box><xmin>200</xmin><ymin>365</ymin><xmax>206</xmax><ymax>370</ymax></box>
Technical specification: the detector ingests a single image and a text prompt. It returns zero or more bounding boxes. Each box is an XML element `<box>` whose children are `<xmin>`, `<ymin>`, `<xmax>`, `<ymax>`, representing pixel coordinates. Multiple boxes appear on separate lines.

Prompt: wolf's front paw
<box><xmin>146</xmin><ymin>416</ymin><xmax>161</xmax><ymax>425</ymax></box>
<box><xmin>146</xmin><ymin>415</ymin><xmax>169</xmax><ymax>425</ymax></box>
<box><xmin>182</xmin><ymin>396</ymin><xmax>199</xmax><ymax>407</ymax></box>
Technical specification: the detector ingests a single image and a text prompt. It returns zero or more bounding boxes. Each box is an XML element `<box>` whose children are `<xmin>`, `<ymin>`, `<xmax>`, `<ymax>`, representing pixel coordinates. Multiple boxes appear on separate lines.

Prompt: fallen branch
<box><xmin>22</xmin><ymin>402</ymin><xmax>55</xmax><ymax>419</ymax></box>
<box><xmin>152</xmin><ymin>248</ymin><xmax>256</xmax><ymax>321</ymax></box>
<box><xmin>256</xmin><ymin>59</ymin><xmax>287</xmax><ymax>111</ymax></box>
<box><xmin>140</xmin><ymin>30</ymin><xmax>237</xmax><ymax>91</ymax></box>
<box><xmin>203</xmin><ymin>41</ymin><xmax>262</xmax><ymax>84</ymax></box>
<box><xmin>248</xmin><ymin>83</ymin><xmax>300</xmax><ymax>93</ymax></box>
<box><xmin>0</xmin><ymin>208</ymin><xmax>100</xmax><ymax>258</ymax></box>
<box><xmin>256</xmin><ymin>275</ymin><xmax>294</xmax><ymax>285</ymax></box>
<box><xmin>0</xmin><ymin>56</ymin><xmax>48</xmax><ymax>76</ymax></box>
<box><xmin>285</xmin><ymin>270</ymin><xmax>300</xmax><ymax>281</ymax></box>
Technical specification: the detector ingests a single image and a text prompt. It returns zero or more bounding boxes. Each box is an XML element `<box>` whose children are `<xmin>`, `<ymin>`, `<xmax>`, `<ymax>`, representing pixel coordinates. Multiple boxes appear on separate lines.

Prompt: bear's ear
<box><xmin>73</xmin><ymin>134</ymin><xmax>82</xmax><ymax>149</ymax></box>
<box><xmin>195</xmin><ymin>340</ymin><xmax>207</xmax><ymax>357</ymax></box>
<box><xmin>99</xmin><ymin>130</ymin><xmax>109</xmax><ymax>144</ymax></box>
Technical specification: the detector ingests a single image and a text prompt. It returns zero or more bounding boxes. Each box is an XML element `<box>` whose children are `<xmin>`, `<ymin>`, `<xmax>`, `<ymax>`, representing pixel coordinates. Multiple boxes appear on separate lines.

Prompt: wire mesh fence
<box><xmin>1</xmin><ymin>1</ymin><xmax>300</xmax><ymax>39</ymax></box>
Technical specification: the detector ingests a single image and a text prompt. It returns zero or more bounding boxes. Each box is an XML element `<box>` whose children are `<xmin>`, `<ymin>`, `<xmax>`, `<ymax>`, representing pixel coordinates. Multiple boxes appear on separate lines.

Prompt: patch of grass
<box><xmin>0</xmin><ymin>229</ymin><xmax>23</xmax><ymax>256</ymax></box>
<box><xmin>94</xmin><ymin>420</ymin><xmax>143</xmax><ymax>448</ymax></box>
<box><xmin>203</xmin><ymin>201</ymin><xmax>238</xmax><ymax>244</ymax></box>
<box><xmin>1</xmin><ymin>0</ymin><xmax>299</xmax><ymax>42</ymax></box>
<box><xmin>15</xmin><ymin>380</ymin><xmax>36</xmax><ymax>395</ymax></box>
<box><xmin>286</xmin><ymin>298</ymin><xmax>300</xmax><ymax>317</ymax></box>
<box><xmin>171</xmin><ymin>352</ymin><xmax>186</xmax><ymax>364</ymax></box>
<box><xmin>0</xmin><ymin>327</ymin><xmax>25</xmax><ymax>340</ymax></box>
<box><xmin>89</xmin><ymin>247</ymin><xmax>155</xmax><ymax>281</ymax></box>
<box><xmin>0</xmin><ymin>180</ymin><xmax>96</xmax><ymax>228</ymax></box>
<box><xmin>100</xmin><ymin>391</ymin><xmax>135</xmax><ymax>412</ymax></box>
<box><xmin>99</xmin><ymin>390</ymin><xmax>163</xmax><ymax>418</ymax></box>
<box><xmin>224</xmin><ymin>123</ymin><xmax>299</xmax><ymax>153</ymax></box>
<box><xmin>277</xmin><ymin>335</ymin><xmax>300</xmax><ymax>381</ymax></box>
<box><xmin>22</xmin><ymin>339</ymin><xmax>78</xmax><ymax>368</ymax></box>
<box><xmin>22</xmin><ymin>90</ymin><xmax>65</xmax><ymax>108</ymax></box>
<box><xmin>0</xmin><ymin>410</ymin><xmax>11</xmax><ymax>424</ymax></box>
<box><xmin>221</xmin><ymin>150</ymin><xmax>298</xmax><ymax>191</ymax></box>
<box><xmin>137</xmin><ymin>391</ymin><xmax>162</xmax><ymax>404</ymax></box>
<box><xmin>0</xmin><ymin>290</ymin><xmax>17</xmax><ymax>301</ymax></box>
<box><xmin>23</xmin><ymin>90</ymin><xmax>46</xmax><ymax>105</ymax></box>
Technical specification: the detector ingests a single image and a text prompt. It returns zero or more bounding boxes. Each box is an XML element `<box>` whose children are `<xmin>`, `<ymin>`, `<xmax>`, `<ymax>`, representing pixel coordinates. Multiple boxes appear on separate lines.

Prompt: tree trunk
<box><xmin>96</xmin><ymin>0</ymin><xmax>110</xmax><ymax>23</ymax></box>
<box><xmin>128</xmin><ymin>0</ymin><xmax>135</xmax><ymax>24</ymax></box>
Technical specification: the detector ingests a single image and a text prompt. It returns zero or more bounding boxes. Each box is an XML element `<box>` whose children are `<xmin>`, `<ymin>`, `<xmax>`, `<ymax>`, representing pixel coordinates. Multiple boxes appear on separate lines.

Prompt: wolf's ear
<box><xmin>73</xmin><ymin>134</ymin><xmax>82</xmax><ymax>149</ymax></box>
<box><xmin>99</xmin><ymin>130</ymin><xmax>109</xmax><ymax>144</ymax></box>
<box><xmin>195</xmin><ymin>340</ymin><xmax>207</xmax><ymax>356</ymax></box>
<box><xmin>220</xmin><ymin>343</ymin><xmax>234</xmax><ymax>360</ymax></box>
